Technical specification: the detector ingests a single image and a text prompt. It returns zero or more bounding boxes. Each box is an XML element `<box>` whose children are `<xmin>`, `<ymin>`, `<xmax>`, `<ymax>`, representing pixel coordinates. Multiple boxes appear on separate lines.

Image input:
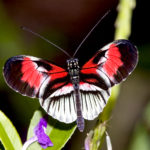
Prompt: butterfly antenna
<box><xmin>73</xmin><ymin>10</ymin><xmax>110</xmax><ymax>57</ymax></box>
<box><xmin>21</xmin><ymin>26</ymin><xmax>71</xmax><ymax>58</ymax></box>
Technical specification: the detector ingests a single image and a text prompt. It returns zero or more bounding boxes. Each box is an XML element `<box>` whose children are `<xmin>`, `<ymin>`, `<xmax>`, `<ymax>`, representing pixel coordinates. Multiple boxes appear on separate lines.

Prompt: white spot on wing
<box><xmin>89</xmin><ymin>93</ymin><xmax>97</xmax><ymax>118</ymax></box>
<box><xmin>101</xmin><ymin>42</ymin><xmax>112</xmax><ymax>51</ymax></box>
<box><xmin>93</xmin><ymin>94</ymin><xmax>101</xmax><ymax>114</ymax></box>
<box><xmin>39</xmin><ymin>97</ymin><xmax>50</xmax><ymax>112</ymax></box>
<box><xmin>64</xmin><ymin>96</ymin><xmax>71</xmax><ymax>123</ymax></box>
<box><xmin>50</xmin><ymin>84</ymin><xmax>74</xmax><ymax>97</ymax></box>
<box><xmin>39</xmin><ymin>76</ymin><xmax>50</xmax><ymax>98</ymax></box>
<box><xmin>80</xmin><ymin>83</ymin><xmax>100</xmax><ymax>91</ymax></box>
<box><xmin>27</xmin><ymin>56</ymin><xmax>41</xmax><ymax>61</ymax></box>
<box><xmin>97</xmin><ymin>93</ymin><xmax>105</xmax><ymax>108</ymax></box>
<box><xmin>49</xmin><ymin>100</ymin><xmax>55</xmax><ymax>116</ymax></box>
<box><xmin>37</xmin><ymin>66</ymin><xmax>47</xmax><ymax>72</ymax></box>
<box><xmin>59</xmin><ymin>97</ymin><xmax>65</xmax><ymax>122</ymax></box>
<box><xmin>40</xmin><ymin>91</ymin><xmax>77</xmax><ymax>124</ymax></box>
<box><xmin>98</xmin><ymin>57</ymin><xmax>107</xmax><ymax>65</ymax></box>
<box><xmin>86</xmin><ymin>93</ymin><xmax>93</xmax><ymax>119</ymax></box>
<box><xmin>70</xmin><ymin>94</ymin><xmax>77</xmax><ymax>121</ymax></box>
<box><xmin>53</xmin><ymin>101</ymin><xmax>59</xmax><ymax>118</ymax></box>
<box><xmin>81</xmin><ymin>93</ymin><xmax>86</xmax><ymax>118</ymax></box>
<box><xmin>96</xmin><ymin>69</ymin><xmax>111</xmax><ymax>88</ymax></box>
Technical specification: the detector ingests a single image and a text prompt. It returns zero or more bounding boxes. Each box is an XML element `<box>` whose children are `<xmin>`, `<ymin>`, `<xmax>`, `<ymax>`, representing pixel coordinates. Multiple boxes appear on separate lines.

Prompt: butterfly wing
<box><xmin>78</xmin><ymin>82</ymin><xmax>111</xmax><ymax>120</ymax></box>
<box><xmin>81</xmin><ymin>39</ymin><xmax>138</xmax><ymax>86</ymax></box>
<box><xmin>3</xmin><ymin>55</ymin><xmax>78</xmax><ymax>123</ymax></box>
<box><xmin>3</xmin><ymin>55</ymin><xmax>69</xmax><ymax>98</ymax></box>
<box><xmin>80</xmin><ymin>39</ymin><xmax>138</xmax><ymax>120</ymax></box>
<box><xmin>39</xmin><ymin>84</ymin><xmax>77</xmax><ymax>123</ymax></box>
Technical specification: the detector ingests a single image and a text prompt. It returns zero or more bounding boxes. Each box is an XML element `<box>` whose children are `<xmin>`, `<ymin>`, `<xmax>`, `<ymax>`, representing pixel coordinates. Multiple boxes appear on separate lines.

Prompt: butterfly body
<box><xmin>3</xmin><ymin>39</ymin><xmax>138</xmax><ymax>132</ymax></box>
<box><xmin>67</xmin><ymin>58</ymin><xmax>84</xmax><ymax>131</ymax></box>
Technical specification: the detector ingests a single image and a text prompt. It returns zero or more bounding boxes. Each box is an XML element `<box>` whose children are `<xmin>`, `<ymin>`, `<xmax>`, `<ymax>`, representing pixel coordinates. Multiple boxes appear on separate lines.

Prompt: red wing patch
<box><xmin>21</xmin><ymin>57</ymin><xmax>44</xmax><ymax>90</ymax></box>
<box><xmin>80</xmin><ymin>67</ymin><xmax>111</xmax><ymax>90</ymax></box>
<box><xmin>3</xmin><ymin>55</ymin><xmax>69</xmax><ymax>98</ymax></box>
<box><xmin>81</xmin><ymin>40</ymin><xmax>138</xmax><ymax>87</ymax></box>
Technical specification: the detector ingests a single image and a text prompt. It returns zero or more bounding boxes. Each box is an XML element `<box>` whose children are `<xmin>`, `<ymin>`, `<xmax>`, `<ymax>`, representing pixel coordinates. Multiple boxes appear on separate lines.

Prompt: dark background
<box><xmin>0</xmin><ymin>0</ymin><xmax>150</xmax><ymax>150</ymax></box>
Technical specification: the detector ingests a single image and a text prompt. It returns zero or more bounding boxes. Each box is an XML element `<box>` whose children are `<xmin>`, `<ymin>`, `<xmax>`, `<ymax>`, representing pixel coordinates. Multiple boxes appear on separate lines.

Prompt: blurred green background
<box><xmin>0</xmin><ymin>0</ymin><xmax>150</xmax><ymax>150</ymax></box>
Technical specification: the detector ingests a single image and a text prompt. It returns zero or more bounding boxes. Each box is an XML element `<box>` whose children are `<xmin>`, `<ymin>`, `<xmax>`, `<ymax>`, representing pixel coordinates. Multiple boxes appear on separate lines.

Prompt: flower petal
<box><xmin>22</xmin><ymin>136</ymin><xmax>37</xmax><ymax>150</ymax></box>
<box><xmin>34</xmin><ymin>117</ymin><xmax>53</xmax><ymax>148</ymax></box>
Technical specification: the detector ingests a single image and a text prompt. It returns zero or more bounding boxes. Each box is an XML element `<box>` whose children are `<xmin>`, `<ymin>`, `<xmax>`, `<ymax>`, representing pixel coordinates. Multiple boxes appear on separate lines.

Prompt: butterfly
<box><xmin>3</xmin><ymin>37</ymin><xmax>138</xmax><ymax>132</ymax></box>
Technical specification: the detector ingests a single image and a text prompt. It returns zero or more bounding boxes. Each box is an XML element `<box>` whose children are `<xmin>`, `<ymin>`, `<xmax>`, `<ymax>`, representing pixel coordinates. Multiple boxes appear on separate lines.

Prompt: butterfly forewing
<box><xmin>81</xmin><ymin>39</ymin><xmax>138</xmax><ymax>86</ymax></box>
<box><xmin>3</xmin><ymin>55</ymin><xmax>69</xmax><ymax>98</ymax></box>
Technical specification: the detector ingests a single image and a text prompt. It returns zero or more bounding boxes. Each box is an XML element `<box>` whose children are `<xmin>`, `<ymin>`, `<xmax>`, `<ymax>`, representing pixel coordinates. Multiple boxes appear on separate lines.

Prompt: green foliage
<box><xmin>128</xmin><ymin>101</ymin><xmax>150</xmax><ymax>150</ymax></box>
<box><xmin>27</xmin><ymin>109</ymin><xmax>76</xmax><ymax>150</ymax></box>
<box><xmin>115</xmin><ymin>0</ymin><xmax>136</xmax><ymax>39</ymax></box>
<box><xmin>87</xmin><ymin>86</ymin><xmax>120</xmax><ymax>150</ymax></box>
<box><xmin>90</xmin><ymin>123</ymin><xmax>106</xmax><ymax>150</ymax></box>
<box><xmin>129</xmin><ymin>124</ymin><xmax>150</xmax><ymax>150</ymax></box>
<box><xmin>100</xmin><ymin>85</ymin><xmax>120</xmax><ymax>122</ymax></box>
<box><xmin>0</xmin><ymin>111</ymin><xmax>22</xmax><ymax>150</ymax></box>
<box><xmin>85</xmin><ymin>0</ymin><xmax>137</xmax><ymax>149</ymax></box>
<box><xmin>138</xmin><ymin>44</ymin><xmax>150</xmax><ymax>71</ymax></box>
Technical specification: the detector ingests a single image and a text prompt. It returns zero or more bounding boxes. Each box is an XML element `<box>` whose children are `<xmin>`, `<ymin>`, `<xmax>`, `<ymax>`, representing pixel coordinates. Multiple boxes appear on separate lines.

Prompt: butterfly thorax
<box><xmin>67</xmin><ymin>58</ymin><xmax>80</xmax><ymax>85</ymax></box>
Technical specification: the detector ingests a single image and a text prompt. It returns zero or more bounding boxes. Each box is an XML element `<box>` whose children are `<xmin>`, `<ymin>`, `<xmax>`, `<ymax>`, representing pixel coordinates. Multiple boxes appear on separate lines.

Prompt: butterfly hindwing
<box><xmin>79</xmin><ymin>82</ymin><xmax>111</xmax><ymax>120</ymax></box>
<box><xmin>39</xmin><ymin>82</ymin><xmax>110</xmax><ymax>123</ymax></box>
<box><xmin>3</xmin><ymin>55</ymin><xmax>69</xmax><ymax>98</ymax></box>
<box><xmin>39</xmin><ymin>84</ymin><xmax>76</xmax><ymax>123</ymax></box>
<box><xmin>81</xmin><ymin>39</ymin><xmax>138</xmax><ymax>86</ymax></box>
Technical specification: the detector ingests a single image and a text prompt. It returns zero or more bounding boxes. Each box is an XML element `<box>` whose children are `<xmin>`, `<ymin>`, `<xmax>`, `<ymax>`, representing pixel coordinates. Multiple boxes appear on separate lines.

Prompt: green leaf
<box><xmin>27</xmin><ymin>109</ymin><xmax>76</xmax><ymax>150</ymax></box>
<box><xmin>0</xmin><ymin>110</ymin><xmax>22</xmax><ymax>150</ymax></box>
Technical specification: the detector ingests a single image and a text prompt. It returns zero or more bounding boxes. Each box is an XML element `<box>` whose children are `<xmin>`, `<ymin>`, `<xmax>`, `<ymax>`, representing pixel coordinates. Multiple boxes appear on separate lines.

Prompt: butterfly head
<box><xmin>67</xmin><ymin>58</ymin><xmax>79</xmax><ymax>70</ymax></box>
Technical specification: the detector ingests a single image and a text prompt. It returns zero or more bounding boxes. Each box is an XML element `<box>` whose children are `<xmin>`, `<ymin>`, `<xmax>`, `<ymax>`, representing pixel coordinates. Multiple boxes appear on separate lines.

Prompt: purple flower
<box><xmin>22</xmin><ymin>117</ymin><xmax>53</xmax><ymax>150</ymax></box>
